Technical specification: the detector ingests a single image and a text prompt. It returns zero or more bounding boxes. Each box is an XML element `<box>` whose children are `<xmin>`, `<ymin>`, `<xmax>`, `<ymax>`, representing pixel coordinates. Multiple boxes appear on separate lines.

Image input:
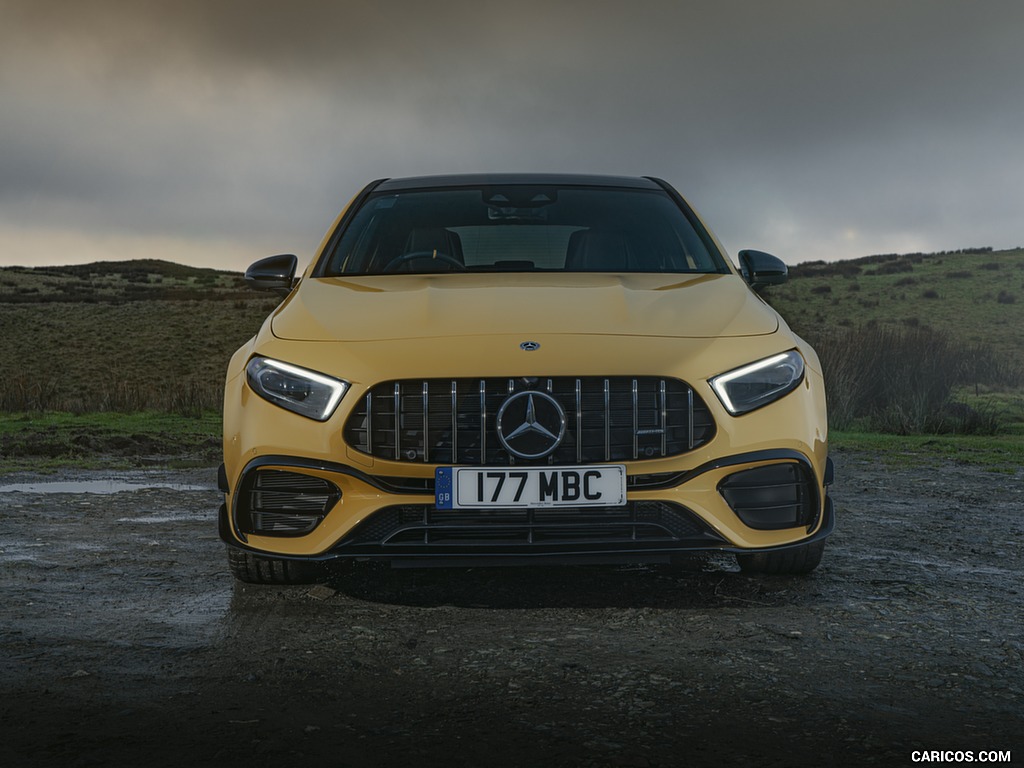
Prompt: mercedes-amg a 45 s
<box><xmin>219</xmin><ymin>174</ymin><xmax>834</xmax><ymax>583</ymax></box>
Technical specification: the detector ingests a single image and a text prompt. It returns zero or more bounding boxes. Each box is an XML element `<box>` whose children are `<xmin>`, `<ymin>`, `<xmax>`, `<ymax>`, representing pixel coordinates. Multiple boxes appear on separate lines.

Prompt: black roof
<box><xmin>375</xmin><ymin>174</ymin><xmax>664</xmax><ymax>192</ymax></box>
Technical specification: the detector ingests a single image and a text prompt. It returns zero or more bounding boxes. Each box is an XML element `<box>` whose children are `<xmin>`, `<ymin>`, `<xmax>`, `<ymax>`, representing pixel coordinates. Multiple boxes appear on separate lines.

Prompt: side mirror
<box><xmin>738</xmin><ymin>250</ymin><xmax>788</xmax><ymax>290</ymax></box>
<box><xmin>245</xmin><ymin>254</ymin><xmax>298</xmax><ymax>293</ymax></box>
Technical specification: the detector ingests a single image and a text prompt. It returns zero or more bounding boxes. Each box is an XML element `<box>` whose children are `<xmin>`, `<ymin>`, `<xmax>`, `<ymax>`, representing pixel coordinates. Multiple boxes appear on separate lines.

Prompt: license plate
<box><xmin>435</xmin><ymin>465</ymin><xmax>626</xmax><ymax>509</ymax></box>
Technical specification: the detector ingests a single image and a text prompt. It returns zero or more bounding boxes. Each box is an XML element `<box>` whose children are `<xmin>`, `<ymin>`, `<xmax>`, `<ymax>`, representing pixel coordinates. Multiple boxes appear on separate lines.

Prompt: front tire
<box><xmin>227</xmin><ymin>546</ymin><xmax>326</xmax><ymax>585</ymax></box>
<box><xmin>736</xmin><ymin>540</ymin><xmax>825</xmax><ymax>575</ymax></box>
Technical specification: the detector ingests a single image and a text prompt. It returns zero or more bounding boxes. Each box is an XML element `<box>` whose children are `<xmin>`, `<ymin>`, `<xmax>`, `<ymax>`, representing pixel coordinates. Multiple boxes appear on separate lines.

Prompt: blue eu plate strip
<box><xmin>435</xmin><ymin>467</ymin><xmax>454</xmax><ymax>509</ymax></box>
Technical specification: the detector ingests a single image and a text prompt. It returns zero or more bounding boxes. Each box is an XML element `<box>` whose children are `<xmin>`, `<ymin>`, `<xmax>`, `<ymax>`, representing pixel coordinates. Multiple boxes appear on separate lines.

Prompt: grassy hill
<box><xmin>0</xmin><ymin>260</ymin><xmax>274</xmax><ymax>413</ymax></box>
<box><xmin>765</xmin><ymin>247</ymin><xmax>1024</xmax><ymax>369</ymax></box>
<box><xmin>0</xmin><ymin>251</ymin><xmax>1021</xmax><ymax>432</ymax></box>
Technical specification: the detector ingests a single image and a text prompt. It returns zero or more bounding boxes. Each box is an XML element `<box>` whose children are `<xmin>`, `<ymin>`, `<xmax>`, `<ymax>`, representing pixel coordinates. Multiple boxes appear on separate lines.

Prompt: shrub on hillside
<box><xmin>877</xmin><ymin>261</ymin><xmax>914</xmax><ymax>275</ymax></box>
<box><xmin>0</xmin><ymin>371</ymin><xmax>222</xmax><ymax>415</ymax></box>
<box><xmin>0</xmin><ymin>374</ymin><xmax>60</xmax><ymax>412</ymax></box>
<box><xmin>807</xmin><ymin>324</ymin><xmax>1019</xmax><ymax>434</ymax></box>
<box><xmin>790</xmin><ymin>261</ymin><xmax>863</xmax><ymax>278</ymax></box>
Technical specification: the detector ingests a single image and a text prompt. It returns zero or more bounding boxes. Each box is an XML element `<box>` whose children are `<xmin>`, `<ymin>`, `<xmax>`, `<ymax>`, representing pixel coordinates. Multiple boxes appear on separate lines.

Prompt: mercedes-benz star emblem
<box><xmin>496</xmin><ymin>391</ymin><xmax>566</xmax><ymax>459</ymax></box>
<box><xmin>519</xmin><ymin>341</ymin><xmax>541</xmax><ymax>351</ymax></box>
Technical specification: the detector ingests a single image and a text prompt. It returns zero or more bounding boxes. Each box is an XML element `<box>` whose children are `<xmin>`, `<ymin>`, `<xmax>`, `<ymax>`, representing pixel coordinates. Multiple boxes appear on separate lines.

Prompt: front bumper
<box><xmin>218</xmin><ymin>450</ymin><xmax>835</xmax><ymax>566</ymax></box>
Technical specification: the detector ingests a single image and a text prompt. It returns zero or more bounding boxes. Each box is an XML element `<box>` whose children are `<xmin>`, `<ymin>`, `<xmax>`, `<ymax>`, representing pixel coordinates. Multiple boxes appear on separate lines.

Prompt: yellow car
<box><xmin>219</xmin><ymin>174</ymin><xmax>833</xmax><ymax>583</ymax></box>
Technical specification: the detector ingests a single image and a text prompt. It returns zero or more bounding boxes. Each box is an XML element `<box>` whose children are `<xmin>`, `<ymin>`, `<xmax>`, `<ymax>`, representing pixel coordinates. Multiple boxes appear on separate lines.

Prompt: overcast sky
<box><xmin>2</xmin><ymin>0</ymin><xmax>1022</xmax><ymax>271</ymax></box>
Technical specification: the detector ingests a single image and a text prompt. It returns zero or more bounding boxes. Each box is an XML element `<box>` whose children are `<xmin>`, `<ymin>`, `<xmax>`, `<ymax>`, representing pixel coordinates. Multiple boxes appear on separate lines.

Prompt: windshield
<box><xmin>319</xmin><ymin>185</ymin><xmax>728</xmax><ymax>275</ymax></box>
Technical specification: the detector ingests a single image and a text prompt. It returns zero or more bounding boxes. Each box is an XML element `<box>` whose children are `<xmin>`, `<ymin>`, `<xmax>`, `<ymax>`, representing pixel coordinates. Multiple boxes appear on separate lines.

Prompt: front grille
<box><xmin>343</xmin><ymin>377</ymin><xmax>715</xmax><ymax>465</ymax></box>
<box><xmin>336</xmin><ymin>501</ymin><xmax>724</xmax><ymax>553</ymax></box>
<box><xmin>718</xmin><ymin>463</ymin><xmax>819</xmax><ymax>531</ymax></box>
<box><xmin>235</xmin><ymin>469</ymin><xmax>341</xmax><ymax>536</ymax></box>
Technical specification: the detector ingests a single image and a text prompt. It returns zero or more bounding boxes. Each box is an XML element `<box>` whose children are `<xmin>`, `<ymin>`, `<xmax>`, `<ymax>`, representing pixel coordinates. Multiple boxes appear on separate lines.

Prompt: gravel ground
<box><xmin>1</xmin><ymin>450</ymin><xmax>1021</xmax><ymax>767</ymax></box>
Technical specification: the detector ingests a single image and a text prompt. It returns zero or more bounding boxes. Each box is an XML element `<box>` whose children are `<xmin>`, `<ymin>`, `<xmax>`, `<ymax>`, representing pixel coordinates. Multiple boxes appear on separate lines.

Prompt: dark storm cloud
<box><xmin>1</xmin><ymin>0</ymin><xmax>1023</xmax><ymax>267</ymax></box>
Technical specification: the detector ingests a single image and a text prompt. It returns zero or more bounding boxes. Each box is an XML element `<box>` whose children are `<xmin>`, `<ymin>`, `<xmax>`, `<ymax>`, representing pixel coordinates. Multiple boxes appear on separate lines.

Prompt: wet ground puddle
<box><xmin>0</xmin><ymin>480</ymin><xmax>213</xmax><ymax>494</ymax></box>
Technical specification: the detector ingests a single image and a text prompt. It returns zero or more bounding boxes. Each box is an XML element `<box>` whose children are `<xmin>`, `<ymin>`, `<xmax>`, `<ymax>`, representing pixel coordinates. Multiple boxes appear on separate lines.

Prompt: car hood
<box><xmin>270</xmin><ymin>272</ymin><xmax>780</xmax><ymax>342</ymax></box>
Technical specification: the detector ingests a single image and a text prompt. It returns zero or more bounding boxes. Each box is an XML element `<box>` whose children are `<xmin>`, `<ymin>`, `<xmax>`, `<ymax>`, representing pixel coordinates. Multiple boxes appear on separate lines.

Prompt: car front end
<box><xmin>219</xmin><ymin>175</ymin><xmax>833</xmax><ymax>583</ymax></box>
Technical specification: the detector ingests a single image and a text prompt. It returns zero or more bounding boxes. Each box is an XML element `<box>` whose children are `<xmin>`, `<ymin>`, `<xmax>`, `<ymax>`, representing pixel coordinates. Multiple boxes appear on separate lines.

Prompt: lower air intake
<box><xmin>235</xmin><ymin>469</ymin><xmax>341</xmax><ymax>537</ymax></box>
<box><xmin>718</xmin><ymin>462</ymin><xmax>819</xmax><ymax>531</ymax></box>
<box><xmin>335</xmin><ymin>501</ymin><xmax>724</xmax><ymax>554</ymax></box>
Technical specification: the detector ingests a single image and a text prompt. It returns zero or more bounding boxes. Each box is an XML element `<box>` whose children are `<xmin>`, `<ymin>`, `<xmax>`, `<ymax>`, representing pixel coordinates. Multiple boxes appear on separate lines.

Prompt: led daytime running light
<box><xmin>710</xmin><ymin>350</ymin><xmax>804</xmax><ymax>415</ymax></box>
<box><xmin>246</xmin><ymin>357</ymin><xmax>348</xmax><ymax>421</ymax></box>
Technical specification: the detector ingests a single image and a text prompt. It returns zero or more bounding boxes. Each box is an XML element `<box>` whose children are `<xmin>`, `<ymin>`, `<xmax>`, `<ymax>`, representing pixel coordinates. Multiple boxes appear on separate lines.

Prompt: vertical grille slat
<box><xmin>345</xmin><ymin>377</ymin><xmax>715</xmax><ymax>465</ymax></box>
<box><xmin>393</xmin><ymin>382</ymin><xmax>401</xmax><ymax>461</ymax></box>
<box><xmin>575</xmin><ymin>379</ymin><xmax>583</xmax><ymax>464</ymax></box>
<box><xmin>687</xmin><ymin>388</ymin><xmax>695</xmax><ymax>450</ymax></box>
<box><xmin>603</xmin><ymin>379</ymin><xmax>611</xmax><ymax>462</ymax></box>
<box><xmin>365</xmin><ymin>391</ymin><xmax>373</xmax><ymax>455</ymax></box>
<box><xmin>631</xmin><ymin>378</ymin><xmax>639</xmax><ymax>461</ymax></box>
<box><xmin>450</xmin><ymin>380</ymin><xmax>458</xmax><ymax>462</ymax></box>
<box><xmin>422</xmin><ymin>382</ymin><xmax>430</xmax><ymax>463</ymax></box>
<box><xmin>659</xmin><ymin>380</ymin><xmax>667</xmax><ymax>457</ymax></box>
<box><xmin>479</xmin><ymin>380</ymin><xmax>487</xmax><ymax>464</ymax></box>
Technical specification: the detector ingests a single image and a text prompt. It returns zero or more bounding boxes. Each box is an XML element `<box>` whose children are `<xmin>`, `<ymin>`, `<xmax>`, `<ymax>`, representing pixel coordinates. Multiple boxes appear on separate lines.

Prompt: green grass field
<box><xmin>829</xmin><ymin>429</ymin><xmax>1024</xmax><ymax>472</ymax></box>
<box><xmin>0</xmin><ymin>410</ymin><xmax>222</xmax><ymax>472</ymax></box>
<box><xmin>0</xmin><ymin>260</ymin><xmax>274</xmax><ymax>412</ymax></box>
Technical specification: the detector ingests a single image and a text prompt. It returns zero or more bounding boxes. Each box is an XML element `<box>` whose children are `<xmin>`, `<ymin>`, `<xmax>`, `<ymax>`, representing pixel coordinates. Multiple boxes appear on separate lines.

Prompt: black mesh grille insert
<box><xmin>235</xmin><ymin>469</ymin><xmax>341</xmax><ymax>537</ymax></box>
<box><xmin>343</xmin><ymin>376</ymin><xmax>715</xmax><ymax>465</ymax></box>
<box><xmin>718</xmin><ymin>463</ymin><xmax>819</xmax><ymax>531</ymax></box>
<box><xmin>336</xmin><ymin>501</ymin><xmax>723</xmax><ymax>553</ymax></box>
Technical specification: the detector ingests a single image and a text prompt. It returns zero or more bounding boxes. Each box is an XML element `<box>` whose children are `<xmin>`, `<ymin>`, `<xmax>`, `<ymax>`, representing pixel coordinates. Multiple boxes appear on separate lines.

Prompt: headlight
<box><xmin>709</xmin><ymin>350</ymin><xmax>805</xmax><ymax>416</ymax></box>
<box><xmin>245</xmin><ymin>357</ymin><xmax>348</xmax><ymax>421</ymax></box>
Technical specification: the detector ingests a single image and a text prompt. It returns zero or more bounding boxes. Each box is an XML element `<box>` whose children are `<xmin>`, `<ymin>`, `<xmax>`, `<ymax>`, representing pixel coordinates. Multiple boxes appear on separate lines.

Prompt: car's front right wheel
<box><xmin>735</xmin><ymin>540</ymin><xmax>825</xmax><ymax>575</ymax></box>
<box><xmin>226</xmin><ymin>547</ymin><xmax>326</xmax><ymax>585</ymax></box>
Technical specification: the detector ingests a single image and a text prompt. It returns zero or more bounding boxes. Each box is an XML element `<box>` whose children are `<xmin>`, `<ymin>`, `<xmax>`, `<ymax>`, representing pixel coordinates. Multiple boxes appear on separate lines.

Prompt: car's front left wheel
<box><xmin>226</xmin><ymin>547</ymin><xmax>326</xmax><ymax>585</ymax></box>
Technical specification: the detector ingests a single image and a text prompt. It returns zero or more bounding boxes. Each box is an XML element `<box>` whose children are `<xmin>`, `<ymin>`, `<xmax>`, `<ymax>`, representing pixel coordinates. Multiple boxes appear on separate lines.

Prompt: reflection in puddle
<box><xmin>0</xmin><ymin>480</ymin><xmax>213</xmax><ymax>494</ymax></box>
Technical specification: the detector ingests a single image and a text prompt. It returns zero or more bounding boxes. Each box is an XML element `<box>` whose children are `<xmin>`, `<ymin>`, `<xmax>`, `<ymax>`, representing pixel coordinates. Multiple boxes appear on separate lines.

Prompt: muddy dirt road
<box><xmin>1</xmin><ymin>451</ymin><xmax>1021</xmax><ymax>767</ymax></box>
